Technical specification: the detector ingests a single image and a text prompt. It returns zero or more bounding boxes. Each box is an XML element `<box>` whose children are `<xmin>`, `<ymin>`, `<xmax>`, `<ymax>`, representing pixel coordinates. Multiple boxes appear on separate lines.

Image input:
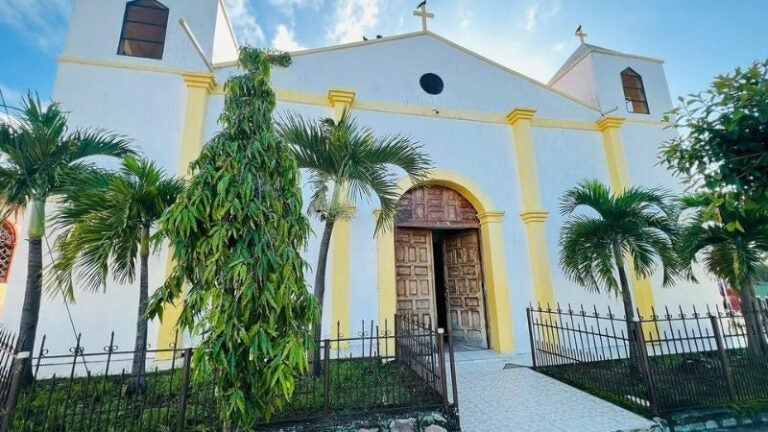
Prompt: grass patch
<box><xmin>9</xmin><ymin>358</ymin><xmax>441</xmax><ymax>431</ymax></box>
<box><xmin>537</xmin><ymin>349</ymin><xmax>768</xmax><ymax>416</ymax></box>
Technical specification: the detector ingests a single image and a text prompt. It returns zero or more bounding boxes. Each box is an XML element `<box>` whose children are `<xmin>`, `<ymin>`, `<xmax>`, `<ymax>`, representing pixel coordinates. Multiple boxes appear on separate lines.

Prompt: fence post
<box><xmin>322</xmin><ymin>339</ymin><xmax>331</xmax><ymax>416</ymax></box>
<box><xmin>175</xmin><ymin>348</ymin><xmax>192</xmax><ymax>432</ymax></box>
<box><xmin>632</xmin><ymin>322</ymin><xmax>659</xmax><ymax>416</ymax></box>
<box><xmin>709</xmin><ymin>315</ymin><xmax>737</xmax><ymax>401</ymax></box>
<box><xmin>437</xmin><ymin>328</ymin><xmax>448</xmax><ymax>411</ymax></box>
<box><xmin>0</xmin><ymin>352</ymin><xmax>29</xmax><ymax>432</ymax></box>
<box><xmin>446</xmin><ymin>327</ymin><xmax>459</xmax><ymax>412</ymax></box>
<box><xmin>394</xmin><ymin>315</ymin><xmax>399</xmax><ymax>360</ymax></box>
<box><xmin>526</xmin><ymin>307</ymin><xmax>537</xmax><ymax>368</ymax></box>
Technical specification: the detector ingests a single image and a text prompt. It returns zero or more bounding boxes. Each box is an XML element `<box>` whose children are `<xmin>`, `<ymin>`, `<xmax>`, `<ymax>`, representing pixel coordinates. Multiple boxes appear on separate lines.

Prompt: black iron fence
<box><xmin>0</xmin><ymin>315</ymin><xmax>458</xmax><ymax>431</ymax></box>
<box><xmin>527</xmin><ymin>303</ymin><xmax>768</xmax><ymax>416</ymax></box>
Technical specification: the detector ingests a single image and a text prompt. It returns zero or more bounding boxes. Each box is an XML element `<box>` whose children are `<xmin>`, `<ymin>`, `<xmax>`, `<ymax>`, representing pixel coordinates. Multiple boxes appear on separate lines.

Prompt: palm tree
<box><xmin>678</xmin><ymin>194</ymin><xmax>768</xmax><ymax>358</ymax></box>
<box><xmin>276</xmin><ymin>109</ymin><xmax>432</xmax><ymax>371</ymax></box>
<box><xmin>50</xmin><ymin>156</ymin><xmax>184</xmax><ymax>390</ymax></box>
<box><xmin>0</xmin><ymin>94</ymin><xmax>133</xmax><ymax>365</ymax></box>
<box><xmin>559</xmin><ymin>180</ymin><xmax>684</xmax><ymax>346</ymax></box>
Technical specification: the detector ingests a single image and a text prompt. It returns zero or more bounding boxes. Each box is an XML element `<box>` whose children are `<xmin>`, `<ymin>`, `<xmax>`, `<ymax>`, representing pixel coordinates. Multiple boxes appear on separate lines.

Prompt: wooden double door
<box><xmin>395</xmin><ymin>227</ymin><xmax>488</xmax><ymax>348</ymax></box>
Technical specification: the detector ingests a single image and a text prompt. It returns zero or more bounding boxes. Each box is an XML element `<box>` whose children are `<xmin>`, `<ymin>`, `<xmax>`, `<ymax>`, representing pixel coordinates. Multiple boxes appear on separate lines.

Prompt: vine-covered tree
<box><xmin>147</xmin><ymin>48</ymin><xmax>317</xmax><ymax>427</ymax></box>
<box><xmin>559</xmin><ymin>180</ymin><xmax>685</xmax><ymax>344</ymax></box>
<box><xmin>0</xmin><ymin>95</ymin><xmax>132</xmax><ymax>377</ymax></box>
<box><xmin>661</xmin><ymin>59</ymin><xmax>768</xmax><ymax>202</ymax></box>
<box><xmin>276</xmin><ymin>109</ymin><xmax>431</xmax><ymax>373</ymax></box>
<box><xmin>50</xmin><ymin>156</ymin><xmax>184</xmax><ymax>392</ymax></box>
<box><xmin>678</xmin><ymin>194</ymin><xmax>768</xmax><ymax>358</ymax></box>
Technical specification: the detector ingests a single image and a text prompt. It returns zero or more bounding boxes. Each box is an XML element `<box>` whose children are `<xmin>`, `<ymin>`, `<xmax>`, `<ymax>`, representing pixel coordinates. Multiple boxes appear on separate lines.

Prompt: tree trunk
<box><xmin>127</xmin><ymin>225</ymin><xmax>150</xmax><ymax>393</ymax></box>
<box><xmin>312</xmin><ymin>219</ymin><xmax>335</xmax><ymax>376</ymax></box>
<box><xmin>613</xmin><ymin>242</ymin><xmax>640</xmax><ymax>369</ymax></box>
<box><xmin>18</xmin><ymin>199</ymin><xmax>45</xmax><ymax>386</ymax></box>
<box><xmin>739</xmin><ymin>284</ymin><xmax>768</xmax><ymax>359</ymax></box>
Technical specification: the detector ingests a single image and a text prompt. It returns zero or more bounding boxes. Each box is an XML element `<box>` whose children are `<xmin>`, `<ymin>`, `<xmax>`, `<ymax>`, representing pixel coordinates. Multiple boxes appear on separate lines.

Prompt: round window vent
<box><xmin>419</xmin><ymin>73</ymin><xmax>444</xmax><ymax>95</ymax></box>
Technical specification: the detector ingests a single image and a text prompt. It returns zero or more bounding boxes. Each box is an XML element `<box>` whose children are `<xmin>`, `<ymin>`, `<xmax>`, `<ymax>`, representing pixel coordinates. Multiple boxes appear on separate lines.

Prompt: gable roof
<box><xmin>548</xmin><ymin>43</ymin><xmax>664</xmax><ymax>86</ymax></box>
<box><xmin>213</xmin><ymin>30</ymin><xmax>600</xmax><ymax>112</ymax></box>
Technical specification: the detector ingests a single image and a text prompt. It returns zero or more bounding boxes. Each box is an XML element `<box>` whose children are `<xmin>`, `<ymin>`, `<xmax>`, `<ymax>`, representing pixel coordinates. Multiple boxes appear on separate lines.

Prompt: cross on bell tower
<box><xmin>413</xmin><ymin>1</ymin><xmax>435</xmax><ymax>31</ymax></box>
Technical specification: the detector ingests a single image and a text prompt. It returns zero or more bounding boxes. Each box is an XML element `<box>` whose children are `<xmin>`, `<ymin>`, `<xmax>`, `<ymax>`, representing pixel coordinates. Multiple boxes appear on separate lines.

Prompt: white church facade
<box><xmin>0</xmin><ymin>0</ymin><xmax>722</xmax><ymax>357</ymax></box>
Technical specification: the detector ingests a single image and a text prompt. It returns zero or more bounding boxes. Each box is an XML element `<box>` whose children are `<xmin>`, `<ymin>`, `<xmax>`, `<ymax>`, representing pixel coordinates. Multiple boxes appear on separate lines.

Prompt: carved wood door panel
<box><xmin>442</xmin><ymin>230</ymin><xmax>488</xmax><ymax>348</ymax></box>
<box><xmin>394</xmin><ymin>228</ymin><xmax>436</xmax><ymax>326</ymax></box>
<box><xmin>396</xmin><ymin>186</ymin><xmax>479</xmax><ymax>229</ymax></box>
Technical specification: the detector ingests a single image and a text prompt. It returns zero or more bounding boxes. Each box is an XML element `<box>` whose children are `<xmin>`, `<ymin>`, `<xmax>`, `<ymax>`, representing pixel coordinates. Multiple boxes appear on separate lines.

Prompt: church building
<box><xmin>0</xmin><ymin>0</ymin><xmax>721</xmax><ymax>357</ymax></box>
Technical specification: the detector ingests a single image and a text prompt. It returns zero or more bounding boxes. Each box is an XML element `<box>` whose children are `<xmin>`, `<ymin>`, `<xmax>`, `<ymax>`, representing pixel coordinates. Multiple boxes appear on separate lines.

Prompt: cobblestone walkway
<box><xmin>452</xmin><ymin>353</ymin><xmax>656</xmax><ymax>432</ymax></box>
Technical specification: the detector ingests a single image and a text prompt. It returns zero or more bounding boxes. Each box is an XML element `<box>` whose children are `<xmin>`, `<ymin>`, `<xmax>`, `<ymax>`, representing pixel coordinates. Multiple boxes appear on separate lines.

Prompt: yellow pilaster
<box><xmin>478</xmin><ymin>211</ymin><xmax>515</xmax><ymax>352</ymax></box>
<box><xmin>375</xmin><ymin>211</ymin><xmax>397</xmax><ymax>355</ymax></box>
<box><xmin>156</xmin><ymin>72</ymin><xmax>215</xmax><ymax>359</ymax></box>
<box><xmin>328</xmin><ymin>88</ymin><xmax>355</xmax><ymax>341</ymax></box>
<box><xmin>596</xmin><ymin>116</ymin><xmax>656</xmax><ymax>321</ymax></box>
<box><xmin>506</xmin><ymin>108</ymin><xmax>556</xmax><ymax>309</ymax></box>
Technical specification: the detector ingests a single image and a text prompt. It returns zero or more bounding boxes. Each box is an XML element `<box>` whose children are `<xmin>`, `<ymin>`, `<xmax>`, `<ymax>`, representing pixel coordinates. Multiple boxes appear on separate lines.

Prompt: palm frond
<box><xmin>559</xmin><ymin>215</ymin><xmax>619</xmax><ymax>295</ymax></box>
<box><xmin>560</xmin><ymin>179</ymin><xmax>613</xmax><ymax>217</ymax></box>
<box><xmin>277</xmin><ymin>108</ymin><xmax>431</xmax><ymax>235</ymax></box>
<box><xmin>49</xmin><ymin>156</ymin><xmax>183</xmax><ymax>299</ymax></box>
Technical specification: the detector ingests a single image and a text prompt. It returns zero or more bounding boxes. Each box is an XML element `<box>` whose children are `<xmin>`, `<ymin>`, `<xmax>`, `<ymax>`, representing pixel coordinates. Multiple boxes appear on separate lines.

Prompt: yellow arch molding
<box><xmin>377</xmin><ymin>168</ymin><xmax>515</xmax><ymax>353</ymax></box>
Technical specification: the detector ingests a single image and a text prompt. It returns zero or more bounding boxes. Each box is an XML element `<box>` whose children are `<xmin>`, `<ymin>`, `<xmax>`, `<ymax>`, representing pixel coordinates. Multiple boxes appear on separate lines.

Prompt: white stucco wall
<box><xmin>64</xmin><ymin>0</ymin><xmax>220</xmax><ymax>72</ymax></box>
<box><xmin>591</xmin><ymin>53</ymin><xmax>673</xmax><ymax>122</ymax></box>
<box><xmin>549</xmin><ymin>55</ymin><xmax>598</xmax><ymax>108</ymax></box>
<box><xmin>3</xmin><ymin>11</ymin><xmax>722</xmax><ymax>359</ymax></box>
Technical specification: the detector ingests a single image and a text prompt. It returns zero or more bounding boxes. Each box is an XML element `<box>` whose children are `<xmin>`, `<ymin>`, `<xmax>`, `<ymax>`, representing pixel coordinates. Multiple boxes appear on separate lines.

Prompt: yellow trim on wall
<box><xmin>596</xmin><ymin>115</ymin><xmax>657</xmax><ymax>323</ymax></box>
<box><xmin>507</xmin><ymin>109</ymin><xmax>557</xmax><ymax>309</ymax></box>
<box><xmin>328</xmin><ymin>89</ymin><xmax>355</xmax><ymax>343</ymax></box>
<box><xmin>58</xmin><ymin>55</ymin><xmax>205</xmax><ymax>77</ymax></box>
<box><xmin>377</xmin><ymin>169</ymin><xmax>515</xmax><ymax>353</ymax></box>
<box><xmin>330</xmin><ymin>219</ymin><xmax>350</xmax><ymax>341</ymax></box>
<box><xmin>211</xmin><ymin>86</ymin><xmax>668</xmax><ymax>132</ymax></box>
<box><xmin>155</xmin><ymin>72</ymin><xmax>215</xmax><ymax>359</ymax></box>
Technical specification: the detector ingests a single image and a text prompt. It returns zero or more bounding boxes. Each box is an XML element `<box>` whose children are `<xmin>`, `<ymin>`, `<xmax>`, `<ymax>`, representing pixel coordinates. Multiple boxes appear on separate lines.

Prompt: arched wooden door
<box><xmin>394</xmin><ymin>185</ymin><xmax>489</xmax><ymax>348</ymax></box>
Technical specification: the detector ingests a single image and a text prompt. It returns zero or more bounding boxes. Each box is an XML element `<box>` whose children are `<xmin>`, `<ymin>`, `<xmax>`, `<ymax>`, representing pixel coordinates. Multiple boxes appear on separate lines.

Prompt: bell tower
<box><xmin>548</xmin><ymin>41</ymin><xmax>673</xmax><ymax>121</ymax></box>
<box><xmin>61</xmin><ymin>0</ymin><xmax>237</xmax><ymax>71</ymax></box>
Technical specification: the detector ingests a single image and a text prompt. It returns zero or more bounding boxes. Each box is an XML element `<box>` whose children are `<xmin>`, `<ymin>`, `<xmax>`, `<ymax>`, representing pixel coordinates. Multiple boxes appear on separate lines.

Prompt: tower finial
<box><xmin>413</xmin><ymin>1</ymin><xmax>434</xmax><ymax>31</ymax></box>
<box><xmin>575</xmin><ymin>25</ymin><xmax>587</xmax><ymax>44</ymax></box>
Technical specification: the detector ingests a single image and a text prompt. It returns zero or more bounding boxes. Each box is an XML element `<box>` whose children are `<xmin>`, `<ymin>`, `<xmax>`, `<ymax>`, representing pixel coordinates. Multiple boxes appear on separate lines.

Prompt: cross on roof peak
<box><xmin>413</xmin><ymin>1</ymin><xmax>434</xmax><ymax>31</ymax></box>
<box><xmin>575</xmin><ymin>25</ymin><xmax>588</xmax><ymax>44</ymax></box>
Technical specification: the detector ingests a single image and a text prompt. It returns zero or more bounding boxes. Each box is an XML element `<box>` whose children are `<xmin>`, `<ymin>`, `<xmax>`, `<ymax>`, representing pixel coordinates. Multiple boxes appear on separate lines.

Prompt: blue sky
<box><xmin>1</xmin><ymin>0</ymin><xmax>767</xmax><ymax>111</ymax></box>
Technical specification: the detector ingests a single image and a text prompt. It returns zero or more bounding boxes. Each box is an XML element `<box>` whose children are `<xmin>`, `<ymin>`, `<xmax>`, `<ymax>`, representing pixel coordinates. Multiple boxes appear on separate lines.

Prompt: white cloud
<box><xmin>327</xmin><ymin>0</ymin><xmax>383</xmax><ymax>44</ymax></box>
<box><xmin>524</xmin><ymin>3</ymin><xmax>539</xmax><ymax>32</ymax></box>
<box><xmin>268</xmin><ymin>0</ymin><xmax>322</xmax><ymax>17</ymax></box>
<box><xmin>551</xmin><ymin>42</ymin><xmax>565</xmax><ymax>52</ymax></box>
<box><xmin>524</xmin><ymin>0</ymin><xmax>560</xmax><ymax>33</ymax></box>
<box><xmin>0</xmin><ymin>85</ymin><xmax>23</xmax><ymax>111</ymax></box>
<box><xmin>272</xmin><ymin>24</ymin><xmax>305</xmax><ymax>51</ymax></box>
<box><xmin>224</xmin><ymin>0</ymin><xmax>265</xmax><ymax>46</ymax></box>
<box><xmin>458</xmin><ymin>4</ymin><xmax>473</xmax><ymax>29</ymax></box>
<box><xmin>0</xmin><ymin>0</ymin><xmax>71</xmax><ymax>52</ymax></box>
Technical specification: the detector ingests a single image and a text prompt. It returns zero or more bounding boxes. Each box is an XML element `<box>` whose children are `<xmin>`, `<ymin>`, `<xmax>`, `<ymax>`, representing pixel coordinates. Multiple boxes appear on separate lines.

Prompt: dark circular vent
<box><xmin>419</xmin><ymin>73</ymin><xmax>444</xmax><ymax>95</ymax></box>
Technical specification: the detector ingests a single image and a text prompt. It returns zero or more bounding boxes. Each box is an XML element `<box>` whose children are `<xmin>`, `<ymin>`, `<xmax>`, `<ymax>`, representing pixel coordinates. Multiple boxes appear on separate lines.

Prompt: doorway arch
<box><xmin>376</xmin><ymin>169</ymin><xmax>515</xmax><ymax>353</ymax></box>
<box><xmin>394</xmin><ymin>185</ymin><xmax>488</xmax><ymax>348</ymax></box>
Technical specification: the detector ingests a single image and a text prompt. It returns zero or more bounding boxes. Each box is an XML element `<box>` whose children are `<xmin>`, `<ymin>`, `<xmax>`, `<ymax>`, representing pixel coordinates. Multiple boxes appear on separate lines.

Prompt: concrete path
<box><xmin>450</xmin><ymin>350</ymin><xmax>657</xmax><ymax>432</ymax></box>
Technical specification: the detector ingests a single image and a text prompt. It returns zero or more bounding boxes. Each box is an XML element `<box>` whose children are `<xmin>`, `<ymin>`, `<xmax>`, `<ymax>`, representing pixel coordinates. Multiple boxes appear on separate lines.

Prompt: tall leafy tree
<box><xmin>678</xmin><ymin>194</ymin><xmax>768</xmax><ymax>358</ymax></box>
<box><xmin>276</xmin><ymin>109</ymin><xmax>432</xmax><ymax>369</ymax></box>
<box><xmin>0</xmin><ymin>95</ymin><xmax>132</xmax><ymax>364</ymax></box>
<box><xmin>661</xmin><ymin>59</ymin><xmax>768</xmax><ymax>203</ymax></box>
<box><xmin>559</xmin><ymin>180</ymin><xmax>684</xmax><ymax>341</ymax></box>
<box><xmin>50</xmin><ymin>156</ymin><xmax>184</xmax><ymax>390</ymax></box>
<box><xmin>147</xmin><ymin>48</ymin><xmax>317</xmax><ymax>427</ymax></box>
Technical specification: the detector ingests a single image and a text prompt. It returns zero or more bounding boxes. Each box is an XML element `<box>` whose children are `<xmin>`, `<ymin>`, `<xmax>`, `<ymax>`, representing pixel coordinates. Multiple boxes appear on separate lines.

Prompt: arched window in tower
<box><xmin>117</xmin><ymin>0</ymin><xmax>170</xmax><ymax>60</ymax></box>
<box><xmin>621</xmin><ymin>68</ymin><xmax>650</xmax><ymax>114</ymax></box>
<box><xmin>0</xmin><ymin>221</ymin><xmax>16</xmax><ymax>283</ymax></box>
